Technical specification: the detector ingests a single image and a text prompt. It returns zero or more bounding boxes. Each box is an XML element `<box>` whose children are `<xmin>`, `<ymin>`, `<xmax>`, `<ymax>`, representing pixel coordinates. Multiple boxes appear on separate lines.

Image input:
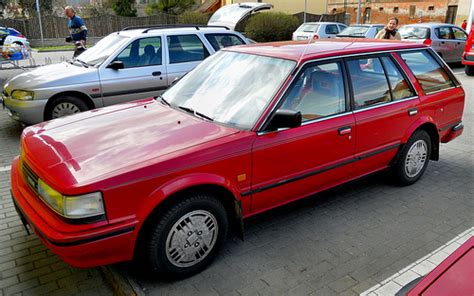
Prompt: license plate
<box><xmin>297</xmin><ymin>36</ymin><xmax>308</xmax><ymax>40</ymax></box>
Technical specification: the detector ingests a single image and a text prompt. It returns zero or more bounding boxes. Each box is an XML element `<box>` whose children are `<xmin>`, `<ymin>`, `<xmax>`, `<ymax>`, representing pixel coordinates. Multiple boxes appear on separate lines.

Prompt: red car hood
<box><xmin>21</xmin><ymin>98</ymin><xmax>239</xmax><ymax>189</ymax></box>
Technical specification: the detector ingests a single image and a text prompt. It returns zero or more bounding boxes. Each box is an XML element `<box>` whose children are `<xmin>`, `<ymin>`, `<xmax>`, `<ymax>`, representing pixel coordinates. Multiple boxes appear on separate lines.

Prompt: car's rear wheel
<box><xmin>393</xmin><ymin>130</ymin><xmax>431</xmax><ymax>186</ymax></box>
<box><xmin>141</xmin><ymin>194</ymin><xmax>228</xmax><ymax>278</ymax></box>
<box><xmin>46</xmin><ymin>96</ymin><xmax>88</xmax><ymax>120</ymax></box>
<box><xmin>465</xmin><ymin>65</ymin><xmax>474</xmax><ymax>76</ymax></box>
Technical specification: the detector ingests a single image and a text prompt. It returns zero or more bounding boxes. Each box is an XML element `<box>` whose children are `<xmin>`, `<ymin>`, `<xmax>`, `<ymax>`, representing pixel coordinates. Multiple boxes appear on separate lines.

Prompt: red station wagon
<box><xmin>11</xmin><ymin>40</ymin><xmax>465</xmax><ymax>277</ymax></box>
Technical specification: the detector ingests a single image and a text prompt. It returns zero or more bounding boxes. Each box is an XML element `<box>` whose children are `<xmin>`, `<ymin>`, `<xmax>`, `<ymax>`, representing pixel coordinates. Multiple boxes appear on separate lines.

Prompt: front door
<box><xmin>250</xmin><ymin>60</ymin><xmax>356</xmax><ymax>214</ymax></box>
<box><xmin>98</xmin><ymin>36</ymin><xmax>167</xmax><ymax>106</ymax></box>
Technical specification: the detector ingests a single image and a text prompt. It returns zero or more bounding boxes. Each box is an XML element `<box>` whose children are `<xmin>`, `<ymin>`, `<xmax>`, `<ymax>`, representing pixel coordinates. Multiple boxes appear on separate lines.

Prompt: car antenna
<box><xmin>297</xmin><ymin>13</ymin><xmax>325</xmax><ymax>67</ymax></box>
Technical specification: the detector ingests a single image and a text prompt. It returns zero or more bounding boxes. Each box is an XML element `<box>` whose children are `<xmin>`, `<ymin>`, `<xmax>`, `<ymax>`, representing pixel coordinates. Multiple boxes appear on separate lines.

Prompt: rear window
<box><xmin>167</xmin><ymin>34</ymin><xmax>210</xmax><ymax>64</ymax></box>
<box><xmin>399</xmin><ymin>26</ymin><xmax>430</xmax><ymax>39</ymax></box>
<box><xmin>400</xmin><ymin>50</ymin><xmax>455</xmax><ymax>93</ymax></box>
<box><xmin>297</xmin><ymin>24</ymin><xmax>320</xmax><ymax>32</ymax></box>
<box><xmin>205</xmin><ymin>33</ymin><xmax>245</xmax><ymax>51</ymax></box>
<box><xmin>339</xmin><ymin>26</ymin><xmax>369</xmax><ymax>36</ymax></box>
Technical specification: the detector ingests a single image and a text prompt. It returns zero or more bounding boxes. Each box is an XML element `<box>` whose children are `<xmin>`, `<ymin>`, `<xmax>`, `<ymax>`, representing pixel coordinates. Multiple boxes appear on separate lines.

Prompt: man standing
<box><xmin>65</xmin><ymin>6</ymin><xmax>88</xmax><ymax>57</ymax></box>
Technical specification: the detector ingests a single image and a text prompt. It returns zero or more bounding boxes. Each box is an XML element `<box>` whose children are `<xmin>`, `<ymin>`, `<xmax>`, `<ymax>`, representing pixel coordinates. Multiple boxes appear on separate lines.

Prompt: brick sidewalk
<box><xmin>0</xmin><ymin>170</ymin><xmax>113</xmax><ymax>296</ymax></box>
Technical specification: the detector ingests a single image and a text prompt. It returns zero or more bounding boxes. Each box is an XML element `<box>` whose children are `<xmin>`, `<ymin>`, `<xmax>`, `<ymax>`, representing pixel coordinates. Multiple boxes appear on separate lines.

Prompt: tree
<box><xmin>112</xmin><ymin>0</ymin><xmax>136</xmax><ymax>17</ymax></box>
<box><xmin>146</xmin><ymin>0</ymin><xmax>195</xmax><ymax>15</ymax></box>
<box><xmin>17</xmin><ymin>0</ymin><xmax>53</xmax><ymax>17</ymax></box>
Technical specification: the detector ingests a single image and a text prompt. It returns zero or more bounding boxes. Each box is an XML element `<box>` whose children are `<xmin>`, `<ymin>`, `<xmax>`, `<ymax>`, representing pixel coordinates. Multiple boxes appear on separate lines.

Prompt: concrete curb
<box><xmin>100</xmin><ymin>265</ymin><xmax>145</xmax><ymax>296</ymax></box>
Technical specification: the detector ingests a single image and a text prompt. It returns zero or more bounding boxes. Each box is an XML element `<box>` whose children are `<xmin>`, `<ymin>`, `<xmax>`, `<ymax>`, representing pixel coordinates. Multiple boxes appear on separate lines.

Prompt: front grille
<box><xmin>22</xmin><ymin>161</ymin><xmax>39</xmax><ymax>195</ymax></box>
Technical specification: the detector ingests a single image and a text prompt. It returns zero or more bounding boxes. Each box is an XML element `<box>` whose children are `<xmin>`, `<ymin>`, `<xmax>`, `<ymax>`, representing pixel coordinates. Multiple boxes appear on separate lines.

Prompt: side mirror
<box><xmin>266</xmin><ymin>109</ymin><xmax>302</xmax><ymax>131</ymax></box>
<box><xmin>107</xmin><ymin>61</ymin><xmax>124</xmax><ymax>70</ymax></box>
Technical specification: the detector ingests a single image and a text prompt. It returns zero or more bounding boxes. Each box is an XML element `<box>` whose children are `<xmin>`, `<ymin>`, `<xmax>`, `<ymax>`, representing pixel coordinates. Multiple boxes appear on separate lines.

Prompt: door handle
<box><xmin>441</xmin><ymin>41</ymin><xmax>445</xmax><ymax>44</ymax></box>
<box><xmin>338</xmin><ymin>126</ymin><xmax>352</xmax><ymax>136</ymax></box>
<box><xmin>408</xmin><ymin>108</ymin><xmax>418</xmax><ymax>116</ymax></box>
<box><xmin>152</xmin><ymin>71</ymin><xmax>162</xmax><ymax>76</ymax></box>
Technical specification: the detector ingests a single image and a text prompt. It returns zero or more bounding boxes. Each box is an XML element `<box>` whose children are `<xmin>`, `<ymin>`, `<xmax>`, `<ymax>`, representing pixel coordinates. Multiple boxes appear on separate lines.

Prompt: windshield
<box><xmin>399</xmin><ymin>26</ymin><xmax>430</xmax><ymax>39</ymax></box>
<box><xmin>297</xmin><ymin>24</ymin><xmax>320</xmax><ymax>33</ymax></box>
<box><xmin>163</xmin><ymin>51</ymin><xmax>296</xmax><ymax>129</ymax></box>
<box><xmin>339</xmin><ymin>26</ymin><xmax>369</xmax><ymax>36</ymax></box>
<box><xmin>76</xmin><ymin>34</ymin><xmax>130</xmax><ymax>66</ymax></box>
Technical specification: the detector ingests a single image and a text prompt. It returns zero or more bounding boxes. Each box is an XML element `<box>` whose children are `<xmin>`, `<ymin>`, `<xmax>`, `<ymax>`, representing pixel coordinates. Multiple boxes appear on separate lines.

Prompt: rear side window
<box><xmin>205</xmin><ymin>34</ymin><xmax>245</xmax><ymax>51</ymax></box>
<box><xmin>380</xmin><ymin>56</ymin><xmax>415</xmax><ymax>100</ymax></box>
<box><xmin>400</xmin><ymin>50</ymin><xmax>455</xmax><ymax>93</ymax></box>
<box><xmin>435</xmin><ymin>27</ymin><xmax>452</xmax><ymax>39</ymax></box>
<box><xmin>325</xmin><ymin>25</ymin><xmax>339</xmax><ymax>34</ymax></box>
<box><xmin>281</xmin><ymin>61</ymin><xmax>346</xmax><ymax>122</ymax></box>
<box><xmin>346</xmin><ymin>57</ymin><xmax>391</xmax><ymax>108</ymax></box>
<box><xmin>167</xmin><ymin>34</ymin><xmax>210</xmax><ymax>64</ymax></box>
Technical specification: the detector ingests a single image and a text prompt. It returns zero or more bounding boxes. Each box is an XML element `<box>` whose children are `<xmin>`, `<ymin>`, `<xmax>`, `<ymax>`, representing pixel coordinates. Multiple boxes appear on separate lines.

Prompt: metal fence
<box><xmin>293</xmin><ymin>12</ymin><xmax>346</xmax><ymax>24</ymax></box>
<box><xmin>1</xmin><ymin>14</ymin><xmax>178</xmax><ymax>39</ymax></box>
<box><xmin>1</xmin><ymin>12</ymin><xmax>345</xmax><ymax>39</ymax></box>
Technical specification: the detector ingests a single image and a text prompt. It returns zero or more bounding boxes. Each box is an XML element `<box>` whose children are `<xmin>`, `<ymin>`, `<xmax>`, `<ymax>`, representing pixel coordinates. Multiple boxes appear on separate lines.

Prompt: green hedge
<box><xmin>177</xmin><ymin>12</ymin><xmax>211</xmax><ymax>25</ymax></box>
<box><xmin>245</xmin><ymin>12</ymin><xmax>299</xmax><ymax>42</ymax></box>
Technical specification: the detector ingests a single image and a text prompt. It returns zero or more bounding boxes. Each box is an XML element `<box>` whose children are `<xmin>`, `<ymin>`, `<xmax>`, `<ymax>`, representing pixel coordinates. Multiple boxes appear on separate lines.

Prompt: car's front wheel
<box><xmin>465</xmin><ymin>65</ymin><xmax>474</xmax><ymax>76</ymax></box>
<box><xmin>393</xmin><ymin>130</ymin><xmax>431</xmax><ymax>186</ymax></box>
<box><xmin>141</xmin><ymin>194</ymin><xmax>228</xmax><ymax>278</ymax></box>
<box><xmin>46</xmin><ymin>96</ymin><xmax>89</xmax><ymax>120</ymax></box>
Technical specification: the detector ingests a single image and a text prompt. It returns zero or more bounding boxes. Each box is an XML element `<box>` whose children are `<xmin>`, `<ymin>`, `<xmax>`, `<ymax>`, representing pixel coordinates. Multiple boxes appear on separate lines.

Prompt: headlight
<box><xmin>37</xmin><ymin>179</ymin><xmax>105</xmax><ymax>220</ymax></box>
<box><xmin>11</xmin><ymin>90</ymin><xmax>34</xmax><ymax>101</ymax></box>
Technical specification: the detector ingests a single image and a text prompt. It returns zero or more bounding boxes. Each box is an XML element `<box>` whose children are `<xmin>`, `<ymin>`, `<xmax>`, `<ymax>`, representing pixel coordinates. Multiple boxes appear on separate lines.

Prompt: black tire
<box><xmin>140</xmin><ymin>194</ymin><xmax>228</xmax><ymax>278</ymax></box>
<box><xmin>393</xmin><ymin>130</ymin><xmax>432</xmax><ymax>186</ymax></box>
<box><xmin>465</xmin><ymin>65</ymin><xmax>474</xmax><ymax>76</ymax></box>
<box><xmin>46</xmin><ymin>96</ymin><xmax>89</xmax><ymax>120</ymax></box>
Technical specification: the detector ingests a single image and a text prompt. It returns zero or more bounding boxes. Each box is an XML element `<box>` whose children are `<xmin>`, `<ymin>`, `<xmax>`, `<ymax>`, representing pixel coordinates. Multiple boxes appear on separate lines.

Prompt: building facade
<box><xmin>327</xmin><ymin>0</ymin><xmax>464</xmax><ymax>26</ymax></box>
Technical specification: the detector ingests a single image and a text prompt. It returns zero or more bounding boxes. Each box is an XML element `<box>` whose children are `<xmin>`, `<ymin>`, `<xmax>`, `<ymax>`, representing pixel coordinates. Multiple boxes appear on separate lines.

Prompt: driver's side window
<box><xmin>115</xmin><ymin>37</ymin><xmax>162</xmax><ymax>68</ymax></box>
<box><xmin>281</xmin><ymin>61</ymin><xmax>346</xmax><ymax>122</ymax></box>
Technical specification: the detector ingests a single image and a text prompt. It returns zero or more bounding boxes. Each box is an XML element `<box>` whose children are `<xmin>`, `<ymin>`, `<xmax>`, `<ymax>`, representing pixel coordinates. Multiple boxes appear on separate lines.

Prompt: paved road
<box><xmin>0</xmin><ymin>65</ymin><xmax>472</xmax><ymax>296</ymax></box>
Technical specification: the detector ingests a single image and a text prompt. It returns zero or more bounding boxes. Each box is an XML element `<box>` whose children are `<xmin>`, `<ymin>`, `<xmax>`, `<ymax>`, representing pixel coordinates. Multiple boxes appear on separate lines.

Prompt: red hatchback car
<box><xmin>11</xmin><ymin>40</ymin><xmax>465</xmax><ymax>277</ymax></box>
<box><xmin>462</xmin><ymin>28</ymin><xmax>474</xmax><ymax>75</ymax></box>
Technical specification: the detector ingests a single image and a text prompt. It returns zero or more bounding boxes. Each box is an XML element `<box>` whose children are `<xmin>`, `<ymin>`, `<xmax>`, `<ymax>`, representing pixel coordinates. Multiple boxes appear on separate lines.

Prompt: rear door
<box><xmin>165</xmin><ymin>34</ymin><xmax>211</xmax><ymax>85</ymax></box>
<box><xmin>434</xmin><ymin>26</ymin><xmax>457</xmax><ymax>62</ymax></box>
<box><xmin>250</xmin><ymin>60</ymin><xmax>356</xmax><ymax>213</ymax></box>
<box><xmin>98</xmin><ymin>36</ymin><xmax>167</xmax><ymax>106</ymax></box>
<box><xmin>346</xmin><ymin>54</ymin><xmax>419</xmax><ymax>176</ymax></box>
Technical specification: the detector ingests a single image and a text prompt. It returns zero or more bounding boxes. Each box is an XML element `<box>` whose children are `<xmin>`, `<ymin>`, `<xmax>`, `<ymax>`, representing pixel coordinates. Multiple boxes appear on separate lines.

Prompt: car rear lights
<box><xmin>423</xmin><ymin>38</ymin><xmax>432</xmax><ymax>46</ymax></box>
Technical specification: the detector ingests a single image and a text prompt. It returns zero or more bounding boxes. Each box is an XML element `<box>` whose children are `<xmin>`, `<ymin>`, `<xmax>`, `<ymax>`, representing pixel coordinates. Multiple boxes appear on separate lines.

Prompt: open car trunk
<box><xmin>208</xmin><ymin>2</ymin><xmax>273</xmax><ymax>31</ymax></box>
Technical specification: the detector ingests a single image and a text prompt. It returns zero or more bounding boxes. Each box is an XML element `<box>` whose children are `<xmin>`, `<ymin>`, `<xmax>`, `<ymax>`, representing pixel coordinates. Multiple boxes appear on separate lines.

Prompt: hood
<box><xmin>208</xmin><ymin>2</ymin><xmax>273</xmax><ymax>30</ymax></box>
<box><xmin>4</xmin><ymin>62</ymin><xmax>98</xmax><ymax>92</ymax></box>
<box><xmin>22</xmin><ymin>98</ymin><xmax>239</xmax><ymax>189</ymax></box>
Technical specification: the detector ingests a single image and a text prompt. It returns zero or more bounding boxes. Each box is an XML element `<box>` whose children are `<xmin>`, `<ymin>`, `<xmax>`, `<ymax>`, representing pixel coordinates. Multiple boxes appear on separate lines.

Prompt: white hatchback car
<box><xmin>0</xmin><ymin>27</ymin><xmax>30</xmax><ymax>47</ymax></box>
<box><xmin>292</xmin><ymin>22</ymin><xmax>347</xmax><ymax>41</ymax></box>
<box><xmin>2</xmin><ymin>25</ymin><xmax>249</xmax><ymax>125</ymax></box>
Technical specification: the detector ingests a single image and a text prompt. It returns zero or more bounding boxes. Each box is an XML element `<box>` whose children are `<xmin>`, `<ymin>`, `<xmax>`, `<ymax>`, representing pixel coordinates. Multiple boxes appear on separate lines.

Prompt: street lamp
<box><xmin>35</xmin><ymin>0</ymin><xmax>44</xmax><ymax>46</ymax></box>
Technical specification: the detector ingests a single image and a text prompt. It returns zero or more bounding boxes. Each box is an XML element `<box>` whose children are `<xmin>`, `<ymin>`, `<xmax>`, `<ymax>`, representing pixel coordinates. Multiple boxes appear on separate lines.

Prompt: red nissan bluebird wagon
<box><xmin>11</xmin><ymin>40</ymin><xmax>465</xmax><ymax>277</ymax></box>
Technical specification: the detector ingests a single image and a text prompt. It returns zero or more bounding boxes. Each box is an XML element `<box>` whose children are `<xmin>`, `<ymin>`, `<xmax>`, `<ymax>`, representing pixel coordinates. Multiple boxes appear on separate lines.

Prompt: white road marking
<box><xmin>361</xmin><ymin>227</ymin><xmax>474</xmax><ymax>295</ymax></box>
<box><xmin>0</xmin><ymin>165</ymin><xmax>12</xmax><ymax>172</ymax></box>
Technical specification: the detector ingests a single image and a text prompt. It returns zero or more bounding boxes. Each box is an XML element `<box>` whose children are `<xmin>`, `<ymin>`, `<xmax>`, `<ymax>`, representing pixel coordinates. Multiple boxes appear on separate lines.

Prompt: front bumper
<box><xmin>10</xmin><ymin>157</ymin><xmax>138</xmax><ymax>268</ymax></box>
<box><xmin>2</xmin><ymin>94</ymin><xmax>47</xmax><ymax>125</ymax></box>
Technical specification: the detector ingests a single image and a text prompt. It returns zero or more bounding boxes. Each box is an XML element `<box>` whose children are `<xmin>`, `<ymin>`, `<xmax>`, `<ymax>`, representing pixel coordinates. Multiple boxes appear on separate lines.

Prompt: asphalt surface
<box><xmin>0</xmin><ymin>61</ymin><xmax>472</xmax><ymax>296</ymax></box>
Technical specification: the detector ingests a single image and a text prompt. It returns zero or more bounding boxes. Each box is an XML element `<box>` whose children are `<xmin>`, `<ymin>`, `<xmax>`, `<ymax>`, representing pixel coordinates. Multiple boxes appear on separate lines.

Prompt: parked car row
<box><xmin>10</xmin><ymin>38</ymin><xmax>465</xmax><ymax>277</ymax></box>
<box><xmin>292</xmin><ymin>22</ymin><xmax>469</xmax><ymax>64</ymax></box>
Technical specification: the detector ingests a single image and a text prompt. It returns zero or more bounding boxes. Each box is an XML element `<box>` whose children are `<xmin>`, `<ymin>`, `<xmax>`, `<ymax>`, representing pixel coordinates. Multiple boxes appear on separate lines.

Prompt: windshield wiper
<box><xmin>158</xmin><ymin>96</ymin><xmax>170</xmax><ymax>106</ymax></box>
<box><xmin>75</xmin><ymin>59</ymin><xmax>90</xmax><ymax>68</ymax></box>
<box><xmin>178</xmin><ymin>106</ymin><xmax>213</xmax><ymax>121</ymax></box>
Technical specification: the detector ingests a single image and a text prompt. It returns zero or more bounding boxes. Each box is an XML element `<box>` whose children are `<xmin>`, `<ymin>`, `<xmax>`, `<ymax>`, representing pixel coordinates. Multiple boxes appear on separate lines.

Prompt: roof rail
<box><xmin>121</xmin><ymin>24</ymin><xmax>230</xmax><ymax>33</ymax></box>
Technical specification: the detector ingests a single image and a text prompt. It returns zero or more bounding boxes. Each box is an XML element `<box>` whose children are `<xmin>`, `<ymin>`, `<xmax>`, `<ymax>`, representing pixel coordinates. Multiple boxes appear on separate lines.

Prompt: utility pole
<box><xmin>467</xmin><ymin>0</ymin><xmax>473</xmax><ymax>33</ymax></box>
<box><xmin>356</xmin><ymin>0</ymin><xmax>361</xmax><ymax>24</ymax></box>
<box><xmin>35</xmin><ymin>0</ymin><xmax>44</xmax><ymax>46</ymax></box>
<box><xmin>304</xmin><ymin>0</ymin><xmax>307</xmax><ymax>23</ymax></box>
